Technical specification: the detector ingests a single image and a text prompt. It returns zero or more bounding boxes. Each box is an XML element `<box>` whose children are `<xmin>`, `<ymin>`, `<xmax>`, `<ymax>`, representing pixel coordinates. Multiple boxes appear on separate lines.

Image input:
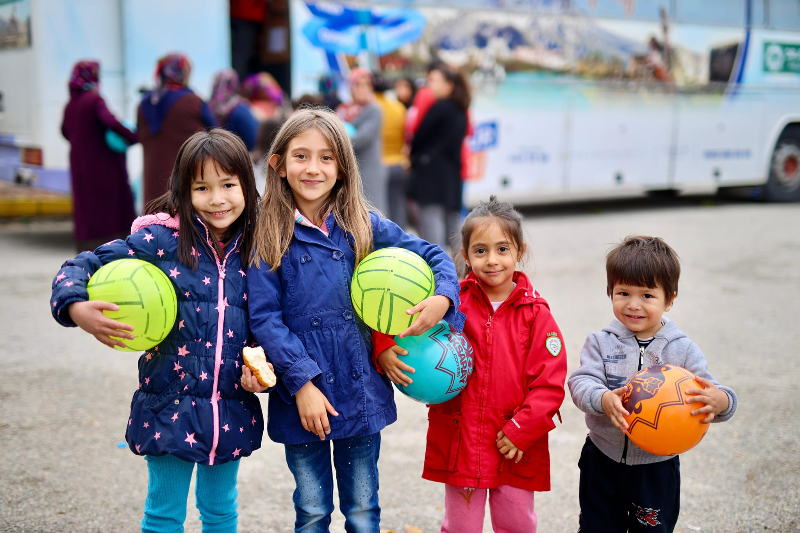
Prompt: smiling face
<box><xmin>270</xmin><ymin>127</ymin><xmax>339</xmax><ymax>223</ymax></box>
<box><xmin>191</xmin><ymin>158</ymin><xmax>245</xmax><ymax>241</ymax></box>
<box><xmin>464</xmin><ymin>219</ymin><xmax>525</xmax><ymax>302</ymax></box>
<box><xmin>612</xmin><ymin>284</ymin><xmax>675</xmax><ymax>338</ymax></box>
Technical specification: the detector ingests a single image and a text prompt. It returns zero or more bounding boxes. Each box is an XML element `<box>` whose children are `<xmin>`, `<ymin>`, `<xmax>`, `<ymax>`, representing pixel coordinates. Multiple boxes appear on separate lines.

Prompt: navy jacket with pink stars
<box><xmin>50</xmin><ymin>213</ymin><xmax>263</xmax><ymax>465</ymax></box>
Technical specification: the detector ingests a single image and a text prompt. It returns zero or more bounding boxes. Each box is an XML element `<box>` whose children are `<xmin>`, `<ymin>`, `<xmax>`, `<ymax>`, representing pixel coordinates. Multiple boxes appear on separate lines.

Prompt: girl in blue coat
<box><xmin>243</xmin><ymin>107</ymin><xmax>465</xmax><ymax>532</ymax></box>
<box><xmin>50</xmin><ymin>129</ymin><xmax>264</xmax><ymax>533</ymax></box>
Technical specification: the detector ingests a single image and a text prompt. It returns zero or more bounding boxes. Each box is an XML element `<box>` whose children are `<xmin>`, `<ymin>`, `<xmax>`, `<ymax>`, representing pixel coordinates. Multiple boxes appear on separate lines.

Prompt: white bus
<box><xmin>286</xmin><ymin>0</ymin><xmax>800</xmax><ymax>203</ymax></box>
<box><xmin>4</xmin><ymin>0</ymin><xmax>800</xmax><ymax>206</ymax></box>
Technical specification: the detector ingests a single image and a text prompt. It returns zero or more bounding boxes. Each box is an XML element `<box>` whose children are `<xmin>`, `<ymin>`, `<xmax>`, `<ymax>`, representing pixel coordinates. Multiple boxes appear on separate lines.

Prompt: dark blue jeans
<box><xmin>284</xmin><ymin>432</ymin><xmax>381</xmax><ymax>533</ymax></box>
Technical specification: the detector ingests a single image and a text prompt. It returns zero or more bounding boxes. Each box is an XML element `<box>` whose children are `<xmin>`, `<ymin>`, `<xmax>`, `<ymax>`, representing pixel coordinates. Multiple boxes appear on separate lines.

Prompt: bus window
<box><xmin>769</xmin><ymin>0</ymin><xmax>800</xmax><ymax>30</ymax></box>
<box><xmin>675</xmin><ymin>0</ymin><xmax>746</xmax><ymax>26</ymax></box>
<box><xmin>570</xmin><ymin>0</ymin><xmax>666</xmax><ymax>21</ymax></box>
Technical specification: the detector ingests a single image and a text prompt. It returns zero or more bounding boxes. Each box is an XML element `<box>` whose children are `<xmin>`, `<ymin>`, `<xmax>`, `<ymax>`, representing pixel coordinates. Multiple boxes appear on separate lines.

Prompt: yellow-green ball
<box><xmin>87</xmin><ymin>259</ymin><xmax>177</xmax><ymax>351</ymax></box>
<box><xmin>350</xmin><ymin>248</ymin><xmax>435</xmax><ymax>335</ymax></box>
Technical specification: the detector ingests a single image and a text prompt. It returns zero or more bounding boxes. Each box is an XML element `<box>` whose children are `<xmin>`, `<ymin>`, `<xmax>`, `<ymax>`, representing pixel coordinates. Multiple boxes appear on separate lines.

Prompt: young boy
<box><xmin>568</xmin><ymin>236</ymin><xmax>737</xmax><ymax>533</ymax></box>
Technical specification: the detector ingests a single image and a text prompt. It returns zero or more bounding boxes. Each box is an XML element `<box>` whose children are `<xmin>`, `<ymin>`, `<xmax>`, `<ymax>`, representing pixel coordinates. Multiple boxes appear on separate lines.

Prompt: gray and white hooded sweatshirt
<box><xmin>568</xmin><ymin>318</ymin><xmax>737</xmax><ymax>465</ymax></box>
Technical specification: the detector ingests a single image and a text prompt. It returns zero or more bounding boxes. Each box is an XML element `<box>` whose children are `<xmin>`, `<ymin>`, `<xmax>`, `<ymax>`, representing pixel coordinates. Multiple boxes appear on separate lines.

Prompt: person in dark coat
<box><xmin>209</xmin><ymin>69</ymin><xmax>258</xmax><ymax>151</ymax></box>
<box><xmin>138</xmin><ymin>53</ymin><xmax>215</xmax><ymax>205</ymax></box>
<box><xmin>408</xmin><ymin>65</ymin><xmax>470</xmax><ymax>251</ymax></box>
<box><xmin>61</xmin><ymin>60</ymin><xmax>138</xmax><ymax>253</ymax></box>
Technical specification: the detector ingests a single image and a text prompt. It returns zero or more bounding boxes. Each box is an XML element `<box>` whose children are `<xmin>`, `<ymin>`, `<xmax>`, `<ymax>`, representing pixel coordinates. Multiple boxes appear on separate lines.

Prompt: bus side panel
<box><xmin>672</xmin><ymin>91</ymin><xmax>764</xmax><ymax>188</ymax></box>
<box><xmin>0</xmin><ymin>48</ymin><xmax>33</xmax><ymax>139</ymax></box>
<box><xmin>465</xmin><ymin>108</ymin><xmax>567</xmax><ymax>205</ymax></box>
<box><xmin>34</xmin><ymin>0</ymin><xmax>126</xmax><ymax>172</ymax></box>
<box><xmin>566</xmin><ymin>87</ymin><xmax>673</xmax><ymax>192</ymax></box>
<box><xmin>741</xmin><ymin>28</ymin><xmax>800</xmax><ymax>185</ymax></box>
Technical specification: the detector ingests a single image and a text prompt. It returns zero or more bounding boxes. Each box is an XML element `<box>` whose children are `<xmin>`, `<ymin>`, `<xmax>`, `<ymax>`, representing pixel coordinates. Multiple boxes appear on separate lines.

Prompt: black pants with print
<box><xmin>578</xmin><ymin>436</ymin><xmax>680</xmax><ymax>533</ymax></box>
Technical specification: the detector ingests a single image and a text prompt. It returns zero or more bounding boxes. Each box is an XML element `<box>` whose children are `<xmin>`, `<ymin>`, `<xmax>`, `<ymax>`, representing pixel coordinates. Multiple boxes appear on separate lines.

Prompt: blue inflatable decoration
<box><xmin>106</xmin><ymin>120</ymin><xmax>136</xmax><ymax>153</ymax></box>
<box><xmin>393</xmin><ymin>320</ymin><xmax>474</xmax><ymax>404</ymax></box>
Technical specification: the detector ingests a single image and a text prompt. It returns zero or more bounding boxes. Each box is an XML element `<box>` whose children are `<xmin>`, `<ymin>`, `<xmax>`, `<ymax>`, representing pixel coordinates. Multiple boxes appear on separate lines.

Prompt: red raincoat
<box><xmin>374</xmin><ymin>271</ymin><xmax>567</xmax><ymax>491</ymax></box>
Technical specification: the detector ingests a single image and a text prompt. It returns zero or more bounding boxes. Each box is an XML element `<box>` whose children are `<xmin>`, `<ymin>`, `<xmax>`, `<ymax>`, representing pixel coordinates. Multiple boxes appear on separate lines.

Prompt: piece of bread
<box><xmin>242</xmin><ymin>346</ymin><xmax>277</xmax><ymax>388</ymax></box>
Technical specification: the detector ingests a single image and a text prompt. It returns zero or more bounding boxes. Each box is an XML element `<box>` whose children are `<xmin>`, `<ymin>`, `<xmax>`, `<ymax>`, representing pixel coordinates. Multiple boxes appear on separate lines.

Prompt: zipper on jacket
<box><xmin>621</xmin><ymin>344</ymin><xmax>646</xmax><ymax>465</ymax></box>
<box><xmin>201</xmin><ymin>221</ymin><xmax>240</xmax><ymax>466</ymax></box>
<box><xmin>477</xmin><ymin>308</ymin><xmax>496</xmax><ymax>480</ymax></box>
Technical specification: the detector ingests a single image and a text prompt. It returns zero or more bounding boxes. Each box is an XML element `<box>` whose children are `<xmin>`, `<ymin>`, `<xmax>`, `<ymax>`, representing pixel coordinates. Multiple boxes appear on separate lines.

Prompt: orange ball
<box><xmin>621</xmin><ymin>364</ymin><xmax>710</xmax><ymax>456</ymax></box>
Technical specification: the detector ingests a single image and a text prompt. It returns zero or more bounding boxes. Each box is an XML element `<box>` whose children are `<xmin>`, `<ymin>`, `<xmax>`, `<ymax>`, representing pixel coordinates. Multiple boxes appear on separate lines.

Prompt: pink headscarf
<box><xmin>209</xmin><ymin>69</ymin><xmax>244</xmax><ymax>125</ymax></box>
<box><xmin>68</xmin><ymin>60</ymin><xmax>99</xmax><ymax>97</ymax></box>
<box><xmin>337</xmin><ymin>68</ymin><xmax>374</xmax><ymax>123</ymax></box>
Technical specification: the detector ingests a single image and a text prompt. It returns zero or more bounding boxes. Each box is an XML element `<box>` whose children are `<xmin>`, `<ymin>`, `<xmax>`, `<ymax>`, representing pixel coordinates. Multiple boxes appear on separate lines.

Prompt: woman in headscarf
<box><xmin>335</xmin><ymin>68</ymin><xmax>388</xmax><ymax>213</ymax></box>
<box><xmin>209</xmin><ymin>69</ymin><xmax>258</xmax><ymax>151</ymax></box>
<box><xmin>137</xmin><ymin>53</ymin><xmax>215</xmax><ymax>205</ymax></box>
<box><xmin>61</xmin><ymin>60</ymin><xmax>138</xmax><ymax>253</ymax></box>
<box><xmin>240</xmin><ymin>72</ymin><xmax>287</xmax><ymax>123</ymax></box>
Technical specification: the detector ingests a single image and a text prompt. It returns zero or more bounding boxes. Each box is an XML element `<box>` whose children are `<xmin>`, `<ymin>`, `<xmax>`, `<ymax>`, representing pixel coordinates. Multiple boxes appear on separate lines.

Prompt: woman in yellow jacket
<box><xmin>374</xmin><ymin>75</ymin><xmax>410</xmax><ymax>229</ymax></box>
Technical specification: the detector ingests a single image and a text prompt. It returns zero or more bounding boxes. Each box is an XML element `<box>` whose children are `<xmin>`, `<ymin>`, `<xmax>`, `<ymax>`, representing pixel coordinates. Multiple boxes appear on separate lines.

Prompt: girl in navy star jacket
<box><xmin>50</xmin><ymin>129</ymin><xmax>262</xmax><ymax>533</ymax></box>
<box><xmin>243</xmin><ymin>107</ymin><xmax>465</xmax><ymax>532</ymax></box>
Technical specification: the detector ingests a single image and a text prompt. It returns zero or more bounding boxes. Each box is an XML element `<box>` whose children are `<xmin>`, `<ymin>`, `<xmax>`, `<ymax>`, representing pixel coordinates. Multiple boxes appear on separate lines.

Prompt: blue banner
<box><xmin>302</xmin><ymin>2</ymin><xmax>425</xmax><ymax>56</ymax></box>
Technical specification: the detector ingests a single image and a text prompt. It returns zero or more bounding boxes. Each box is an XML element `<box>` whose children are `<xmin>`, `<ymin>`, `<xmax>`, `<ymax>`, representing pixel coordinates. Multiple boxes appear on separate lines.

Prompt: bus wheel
<box><xmin>765</xmin><ymin>131</ymin><xmax>800</xmax><ymax>202</ymax></box>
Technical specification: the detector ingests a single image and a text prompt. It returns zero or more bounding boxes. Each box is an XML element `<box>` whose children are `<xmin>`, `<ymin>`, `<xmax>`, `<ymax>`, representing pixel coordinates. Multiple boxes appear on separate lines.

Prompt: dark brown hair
<box><xmin>459</xmin><ymin>195</ymin><xmax>525</xmax><ymax>278</ymax></box>
<box><xmin>145</xmin><ymin>128</ymin><xmax>259</xmax><ymax>269</ymax></box>
<box><xmin>606</xmin><ymin>236</ymin><xmax>681</xmax><ymax>301</ymax></box>
<box><xmin>432</xmin><ymin>65</ymin><xmax>471</xmax><ymax>111</ymax></box>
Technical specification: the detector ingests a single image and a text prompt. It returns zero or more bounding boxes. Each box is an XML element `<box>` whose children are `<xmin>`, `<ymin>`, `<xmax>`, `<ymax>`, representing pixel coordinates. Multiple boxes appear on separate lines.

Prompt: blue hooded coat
<box><xmin>50</xmin><ymin>213</ymin><xmax>263</xmax><ymax>465</ymax></box>
<box><xmin>247</xmin><ymin>211</ymin><xmax>465</xmax><ymax>444</ymax></box>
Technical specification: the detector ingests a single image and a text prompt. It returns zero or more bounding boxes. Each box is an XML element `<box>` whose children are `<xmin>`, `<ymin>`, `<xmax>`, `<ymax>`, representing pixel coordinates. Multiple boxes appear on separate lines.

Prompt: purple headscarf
<box><xmin>209</xmin><ymin>69</ymin><xmax>244</xmax><ymax>125</ymax></box>
<box><xmin>241</xmin><ymin>72</ymin><xmax>284</xmax><ymax>106</ymax></box>
<box><xmin>68</xmin><ymin>60</ymin><xmax>99</xmax><ymax>97</ymax></box>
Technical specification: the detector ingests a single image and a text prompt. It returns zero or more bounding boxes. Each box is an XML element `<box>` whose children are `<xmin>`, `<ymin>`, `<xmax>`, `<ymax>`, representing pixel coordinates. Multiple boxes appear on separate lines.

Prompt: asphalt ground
<box><xmin>1</xmin><ymin>196</ymin><xmax>798</xmax><ymax>532</ymax></box>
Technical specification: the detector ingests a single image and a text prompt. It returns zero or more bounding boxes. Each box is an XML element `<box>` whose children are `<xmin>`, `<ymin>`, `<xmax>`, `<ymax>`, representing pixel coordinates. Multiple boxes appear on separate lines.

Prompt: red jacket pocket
<box><xmin>425</xmin><ymin>411</ymin><xmax>462</xmax><ymax>472</ymax></box>
<box><xmin>499</xmin><ymin>437</ymin><xmax>548</xmax><ymax>479</ymax></box>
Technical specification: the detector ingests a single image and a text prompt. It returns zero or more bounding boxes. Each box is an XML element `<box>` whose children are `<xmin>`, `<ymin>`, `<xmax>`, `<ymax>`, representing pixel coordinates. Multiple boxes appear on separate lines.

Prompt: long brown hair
<box><xmin>250</xmin><ymin>106</ymin><xmax>374</xmax><ymax>271</ymax></box>
<box><xmin>145</xmin><ymin>128</ymin><xmax>259</xmax><ymax>268</ymax></box>
<box><xmin>433</xmin><ymin>65</ymin><xmax>471</xmax><ymax>111</ymax></box>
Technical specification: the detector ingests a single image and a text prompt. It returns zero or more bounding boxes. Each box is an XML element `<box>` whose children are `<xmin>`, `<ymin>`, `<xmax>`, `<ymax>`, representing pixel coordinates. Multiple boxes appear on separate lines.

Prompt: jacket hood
<box><xmin>131</xmin><ymin>212</ymin><xmax>180</xmax><ymax>234</ymax></box>
<box><xmin>603</xmin><ymin>317</ymin><xmax>686</xmax><ymax>342</ymax></box>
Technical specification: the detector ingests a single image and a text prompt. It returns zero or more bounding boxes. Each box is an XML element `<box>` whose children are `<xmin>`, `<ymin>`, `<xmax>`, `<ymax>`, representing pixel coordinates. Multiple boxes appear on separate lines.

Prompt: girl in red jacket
<box><xmin>375</xmin><ymin>196</ymin><xmax>568</xmax><ymax>532</ymax></box>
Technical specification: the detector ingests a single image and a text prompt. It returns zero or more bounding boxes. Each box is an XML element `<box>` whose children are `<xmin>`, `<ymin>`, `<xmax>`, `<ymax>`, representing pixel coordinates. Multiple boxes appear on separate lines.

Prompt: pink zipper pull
<box><xmin>485</xmin><ymin>315</ymin><xmax>493</xmax><ymax>345</ymax></box>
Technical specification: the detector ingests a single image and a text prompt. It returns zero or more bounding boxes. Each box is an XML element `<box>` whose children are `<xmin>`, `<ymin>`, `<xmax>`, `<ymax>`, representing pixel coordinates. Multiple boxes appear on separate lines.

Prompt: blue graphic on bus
<box><xmin>471</xmin><ymin>121</ymin><xmax>499</xmax><ymax>151</ymax></box>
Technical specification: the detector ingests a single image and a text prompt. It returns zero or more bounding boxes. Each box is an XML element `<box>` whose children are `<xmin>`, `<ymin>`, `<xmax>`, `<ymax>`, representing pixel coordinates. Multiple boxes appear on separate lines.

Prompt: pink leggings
<box><xmin>441</xmin><ymin>484</ymin><xmax>537</xmax><ymax>533</ymax></box>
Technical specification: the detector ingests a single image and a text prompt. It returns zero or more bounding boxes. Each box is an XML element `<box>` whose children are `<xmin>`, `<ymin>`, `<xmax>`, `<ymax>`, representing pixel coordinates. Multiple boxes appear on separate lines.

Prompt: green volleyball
<box><xmin>350</xmin><ymin>247</ymin><xmax>435</xmax><ymax>335</ymax></box>
<box><xmin>87</xmin><ymin>259</ymin><xmax>178</xmax><ymax>352</ymax></box>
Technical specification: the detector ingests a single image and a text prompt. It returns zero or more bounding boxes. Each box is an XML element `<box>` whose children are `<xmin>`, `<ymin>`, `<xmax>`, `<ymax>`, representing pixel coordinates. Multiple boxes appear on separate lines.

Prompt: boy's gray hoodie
<box><xmin>568</xmin><ymin>318</ymin><xmax>737</xmax><ymax>465</ymax></box>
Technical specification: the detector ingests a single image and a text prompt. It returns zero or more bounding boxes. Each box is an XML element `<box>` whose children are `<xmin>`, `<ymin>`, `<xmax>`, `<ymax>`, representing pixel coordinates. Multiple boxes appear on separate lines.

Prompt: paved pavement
<box><xmin>1</xmin><ymin>197</ymin><xmax>798</xmax><ymax>532</ymax></box>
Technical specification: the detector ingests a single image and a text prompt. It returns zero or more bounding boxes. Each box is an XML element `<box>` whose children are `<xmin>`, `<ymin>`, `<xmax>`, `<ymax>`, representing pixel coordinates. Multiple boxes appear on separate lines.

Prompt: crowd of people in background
<box><xmin>61</xmin><ymin>53</ymin><xmax>473</xmax><ymax>255</ymax></box>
